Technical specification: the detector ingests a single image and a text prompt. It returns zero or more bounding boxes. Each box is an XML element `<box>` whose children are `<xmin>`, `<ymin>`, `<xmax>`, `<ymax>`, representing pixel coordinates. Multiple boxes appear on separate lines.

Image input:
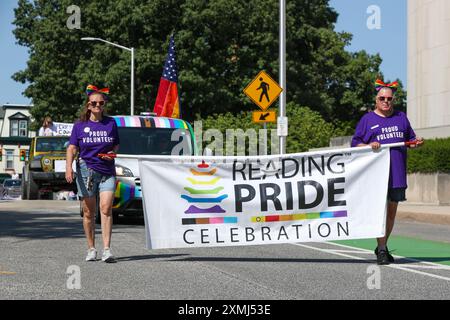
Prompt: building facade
<box><xmin>0</xmin><ymin>104</ymin><xmax>35</xmax><ymax>178</ymax></box>
<box><xmin>408</xmin><ymin>0</ymin><xmax>450</xmax><ymax>138</ymax></box>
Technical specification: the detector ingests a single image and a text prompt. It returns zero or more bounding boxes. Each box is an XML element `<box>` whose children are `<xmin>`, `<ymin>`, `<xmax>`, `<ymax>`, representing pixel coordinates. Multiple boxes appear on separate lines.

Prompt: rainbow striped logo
<box><xmin>181</xmin><ymin>161</ymin><xmax>234</xmax><ymax>225</ymax></box>
<box><xmin>251</xmin><ymin>211</ymin><xmax>347</xmax><ymax>223</ymax></box>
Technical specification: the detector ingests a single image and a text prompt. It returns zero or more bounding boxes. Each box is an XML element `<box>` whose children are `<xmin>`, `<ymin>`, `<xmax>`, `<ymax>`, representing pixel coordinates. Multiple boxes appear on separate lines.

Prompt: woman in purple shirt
<box><xmin>351</xmin><ymin>80</ymin><xmax>424</xmax><ymax>265</ymax></box>
<box><xmin>66</xmin><ymin>85</ymin><xmax>120</xmax><ymax>263</ymax></box>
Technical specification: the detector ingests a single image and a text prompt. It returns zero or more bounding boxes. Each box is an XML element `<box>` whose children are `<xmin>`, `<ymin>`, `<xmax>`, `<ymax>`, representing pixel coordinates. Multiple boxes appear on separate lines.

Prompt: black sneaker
<box><xmin>376</xmin><ymin>249</ymin><xmax>390</xmax><ymax>265</ymax></box>
<box><xmin>374</xmin><ymin>247</ymin><xmax>395</xmax><ymax>263</ymax></box>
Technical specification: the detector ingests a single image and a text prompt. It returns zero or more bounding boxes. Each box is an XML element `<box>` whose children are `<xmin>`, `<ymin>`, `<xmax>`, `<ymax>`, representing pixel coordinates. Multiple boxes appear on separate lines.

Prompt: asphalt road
<box><xmin>1</xmin><ymin>200</ymin><xmax>449</xmax><ymax>300</ymax></box>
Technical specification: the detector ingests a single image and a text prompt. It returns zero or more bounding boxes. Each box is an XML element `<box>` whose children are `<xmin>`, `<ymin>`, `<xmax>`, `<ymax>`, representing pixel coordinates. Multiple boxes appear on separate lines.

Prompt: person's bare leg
<box><xmin>99</xmin><ymin>191</ymin><xmax>114</xmax><ymax>249</ymax></box>
<box><xmin>377</xmin><ymin>201</ymin><xmax>398</xmax><ymax>248</ymax></box>
<box><xmin>82</xmin><ymin>196</ymin><xmax>96</xmax><ymax>249</ymax></box>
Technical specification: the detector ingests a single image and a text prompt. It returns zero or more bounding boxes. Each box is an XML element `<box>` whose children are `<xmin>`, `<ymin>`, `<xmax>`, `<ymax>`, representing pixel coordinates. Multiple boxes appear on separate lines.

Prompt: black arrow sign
<box><xmin>259</xmin><ymin>113</ymin><xmax>270</xmax><ymax>120</ymax></box>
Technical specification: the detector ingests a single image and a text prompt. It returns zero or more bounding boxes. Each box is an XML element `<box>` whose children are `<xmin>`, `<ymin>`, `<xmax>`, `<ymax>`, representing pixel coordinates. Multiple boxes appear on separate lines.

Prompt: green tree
<box><xmin>12</xmin><ymin>0</ymin><xmax>405</xmax><ymax>128</ymax></box>
<box><xmin>201</xmin><ymin>103</ymin><xmax>337</xmax><ymax>154</ymax></box>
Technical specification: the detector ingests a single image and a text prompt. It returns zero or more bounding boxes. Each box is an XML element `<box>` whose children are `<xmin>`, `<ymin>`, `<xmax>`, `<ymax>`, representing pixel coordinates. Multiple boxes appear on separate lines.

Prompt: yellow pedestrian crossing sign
<box><xmin>243</xmin><ymin>71</ymin><xmax>283</xmax><ymax>111</ymax></box>
<box><xmin>252</xmin><ymin>111</ymin><xmax>276</xmax><ymax>123</ymax></box>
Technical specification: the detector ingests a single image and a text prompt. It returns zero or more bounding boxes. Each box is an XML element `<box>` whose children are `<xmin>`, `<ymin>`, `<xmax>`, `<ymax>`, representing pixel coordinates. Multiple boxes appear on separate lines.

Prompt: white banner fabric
<box><xmin>139</xmin><ymin>147</ymin><xmax>390</xmax><ymax>249</ymax></box>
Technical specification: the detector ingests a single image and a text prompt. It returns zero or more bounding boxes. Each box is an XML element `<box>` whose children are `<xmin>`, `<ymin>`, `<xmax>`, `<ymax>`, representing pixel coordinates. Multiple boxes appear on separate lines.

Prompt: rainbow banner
<box><xmin>139</xmin><ymin>147</ymin><xmax>390</xmax><ymax>249</ymax></box>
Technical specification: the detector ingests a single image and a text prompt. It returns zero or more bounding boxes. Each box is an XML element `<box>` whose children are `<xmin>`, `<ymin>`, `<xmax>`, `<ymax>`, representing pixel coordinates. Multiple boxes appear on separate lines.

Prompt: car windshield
<box><xmin>117</xmin><ymin>127</ymin><xmax>193</xmax><ymax>155</ymax></box>
<box><xmin>35</xmin><ymin>137</ymin><xmax>69</xmax><ymax>152</ymax></box>
<box><xmin>4</xmin><ymin>180</ymin><xmax>21</xmax><ymax>187</ymax></box>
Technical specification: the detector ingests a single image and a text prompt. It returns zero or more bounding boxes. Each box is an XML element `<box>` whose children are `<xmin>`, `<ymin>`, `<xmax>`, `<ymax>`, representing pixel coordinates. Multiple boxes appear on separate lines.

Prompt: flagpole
<box><xmin>131</xmin><ymin>47</ymin><xmax>135</xmax><ymax>115</ymax></box>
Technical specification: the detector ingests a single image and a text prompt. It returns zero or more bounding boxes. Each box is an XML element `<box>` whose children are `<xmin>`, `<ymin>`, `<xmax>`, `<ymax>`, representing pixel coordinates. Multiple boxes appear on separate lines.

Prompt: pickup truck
<box><xmin>21</xmin><ymin>136</ymin><xmax>76</xmax><ymax>199</ymax></box>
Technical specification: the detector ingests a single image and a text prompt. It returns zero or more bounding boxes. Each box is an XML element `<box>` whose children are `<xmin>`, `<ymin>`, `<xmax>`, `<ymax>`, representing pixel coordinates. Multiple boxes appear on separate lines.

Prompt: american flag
<box><xmin>153</xmin><ymin>35</ymin><xmax>180</xmax><ymax>118</ymax></box>
<box><xmin>163</xmin><ymin>38</ymin><xmax>178</xmax><ymax>82</ymax></box>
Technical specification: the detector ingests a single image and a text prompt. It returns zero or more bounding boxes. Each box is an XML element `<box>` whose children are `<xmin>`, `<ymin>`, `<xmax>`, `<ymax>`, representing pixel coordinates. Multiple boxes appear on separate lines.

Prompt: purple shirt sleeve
<box><xmin>351</xmin><ymin>116</ymin><xmax>367</xmax><ymax>147</ymax></box>
<box><xmin>69</xmin><ymin>122</ymin><xmax>79</xmax><ymax>147</ymax></box>
<box><xmin>404</xmin><ymin>115</ymin><xmax>416</xmax><ymax>142</ymax></box>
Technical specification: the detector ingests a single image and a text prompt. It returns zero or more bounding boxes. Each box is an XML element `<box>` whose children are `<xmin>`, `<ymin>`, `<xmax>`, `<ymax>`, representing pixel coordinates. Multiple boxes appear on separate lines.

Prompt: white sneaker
<box><xmin>85</xmin><ymin>248</ymin><xmax>97</xmax><ymax>261</ymax></box>
<box><xmin>101</xmin><ymin>248</ymin><xmax>116</xmax><ymax>263</ymax></box>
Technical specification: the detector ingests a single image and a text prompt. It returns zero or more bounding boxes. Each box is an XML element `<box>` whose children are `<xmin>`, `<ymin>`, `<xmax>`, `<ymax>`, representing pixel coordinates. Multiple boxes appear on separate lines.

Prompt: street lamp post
<box><xmin>81</xmin><ymin>37</ymin><xmax>135</xmax><ymax>115</ymax></box>
<box><xmin>278</xmin><ymin>0</ymin><xmax>286</xmax><ymax>155</ymax></box>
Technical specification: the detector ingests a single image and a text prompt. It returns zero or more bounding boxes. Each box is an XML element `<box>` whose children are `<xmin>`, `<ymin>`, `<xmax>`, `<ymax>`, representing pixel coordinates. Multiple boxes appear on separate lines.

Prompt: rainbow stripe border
<box><xmin>182</xmin><ymin>217</ymin><xmax>238</xmax><ymax>225</ymax></box>
<box><xmin>251</xmin><ymin>210</ymin><xmax>347</xmax><ymax>223</ymax></box>
<box><xmin>113</xmin><ymin>116</ymin><xmax>189</xmax><ymax>129</ymax></box>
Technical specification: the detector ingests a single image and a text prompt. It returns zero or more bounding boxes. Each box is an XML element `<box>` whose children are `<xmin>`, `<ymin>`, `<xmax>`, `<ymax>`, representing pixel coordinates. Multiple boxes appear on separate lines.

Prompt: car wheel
<box><xmin>27</xmin><ymin>171</ymin><xmax>39</xmax><ymax>200</ymax></box>
<box><xmin>21</xmin><ymin>169</ymin><xmax>28</xmax><ymax>200</ymax></box>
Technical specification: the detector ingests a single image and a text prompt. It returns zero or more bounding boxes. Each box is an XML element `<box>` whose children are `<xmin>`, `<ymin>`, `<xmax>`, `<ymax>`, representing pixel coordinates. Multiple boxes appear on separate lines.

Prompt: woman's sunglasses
<box><xmin>89</xmin><ymin>101</ymin><xmax>105</xmax><ymax>107</ymax></box>
<box><xmin>378</xmin><ymin>96</ymin><xmax>393</xmax><ymax>102</ymax></box>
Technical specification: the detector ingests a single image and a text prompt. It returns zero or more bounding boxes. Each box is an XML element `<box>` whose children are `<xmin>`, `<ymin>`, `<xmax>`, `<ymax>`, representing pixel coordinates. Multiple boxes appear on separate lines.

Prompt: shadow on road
<box><xmin>0</xmin><ymin>208</ymin><xmax>147</xmax><ymax>240</ymax></box>
<box><xmin>0</xmin><ymin>211</ymin><xmax>84</xmax><ymax>240</ymax></box>
<box><xmin>169</xmin><ymin>256</ymin><xmax>450</xmax><ymax>266</ymax></box>
<box><xmin>169</xmin><ymin>256</ymin><xmax>376</xmax><ymax>264</ymax></box>
<box><xmin>116</xmin><ymin>254</ymin><xmax>188</xmax><ymax>262</ymax></box>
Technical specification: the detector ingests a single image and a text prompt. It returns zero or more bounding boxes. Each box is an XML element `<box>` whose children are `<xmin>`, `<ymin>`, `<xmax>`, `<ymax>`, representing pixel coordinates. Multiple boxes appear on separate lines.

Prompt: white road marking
<box><xmin>326</xmin><ymin>242</ymin><xmax>450</xmax><ymax>270</ymax></box>
<box><xmin>293</xmin><ymin>243</ymin><xmax>370</xmax><ymax>261</ymax></box>
<box><xmin>325</xmin><ymin>249</ymin><xmax>374</xmax><ymax>254</ymax></box>
<box><xmin>385</xmin><ymin>265</ymin><xmax>450</xmax><ymax>281</ymax></box>
<box><xmin>292</xmin><ymin>242</ymin><xmax>450</xmax><ymax>282</ymax></box>
<box><xmin>393</xmin><ymin>264</ymin><xmax>450</xmax><ymax>270</ymax></box>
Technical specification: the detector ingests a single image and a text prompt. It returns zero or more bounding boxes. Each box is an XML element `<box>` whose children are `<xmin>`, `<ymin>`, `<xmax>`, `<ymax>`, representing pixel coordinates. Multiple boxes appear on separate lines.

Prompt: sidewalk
<box><xmin>397</xmin><ymin>202</ymin><xmax>450</xmax><ymax>225</ymax></box>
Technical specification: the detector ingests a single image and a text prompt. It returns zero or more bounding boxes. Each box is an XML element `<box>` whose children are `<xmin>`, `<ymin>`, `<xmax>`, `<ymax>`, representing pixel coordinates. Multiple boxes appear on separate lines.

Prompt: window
<box><xmin>19</xmin><ymin>120</ymin><xmax>28</xmax><ymax>137</ymax></box>
<box><xmin>35</xmin><ymin>137</ymin><xmax>69</xmax><ymax>152</ymax></box>
<box><xmin>117</xmin><ymin>128</ymin><xmax>193</xmax><ymax>156</ymax></box>
<box><xmin>10</xmin><ymin>119</ymin><xmax>28</xmax><ymax>137</ymax></box>
<box><xmin>6</xmin><ymin>150</ymin><xmax>14</xmax><ymax>169</ymax></box>
<box><xmin>10</xmin><ymin>121</ymin><xmax>18</xmax><ymax>136</ymax></box>
<box><xmin>4</xmin><ymin>180</ymin><xmax>21</xmax><ymax>187</ymax></box>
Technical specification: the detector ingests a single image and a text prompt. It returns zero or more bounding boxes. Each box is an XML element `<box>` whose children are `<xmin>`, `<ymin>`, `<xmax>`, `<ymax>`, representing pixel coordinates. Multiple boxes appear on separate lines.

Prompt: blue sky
<box><xmin>0</xmin><ymin>0</ymin><xmax>406</xmax><ymax>106</ymax></box>
<box><xmin>0</xmin><ymin>0</ymin><xmax>30</xmax><ymax>105</ymax></box>
<box><xmin>330</xmin><ymin>0</ymin><xmax>407</xmax><ymax>84</ymax></box>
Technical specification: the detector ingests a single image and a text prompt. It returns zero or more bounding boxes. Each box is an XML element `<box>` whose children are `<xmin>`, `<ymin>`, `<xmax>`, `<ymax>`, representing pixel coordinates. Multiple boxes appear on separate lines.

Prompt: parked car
<box><xmin>80</xmin><ymin>114</ymin><xmax>197</xmax><ymax>223</ymax></box>
<box><xmin>0</xmin><ymin>173</ymin><xmax>11</xmax><ymax>185</ymax></box>
<box><xmin>22</xmin><ymin>136</ymin><xmax>76</xmax><ymax>199</ymax></box>
<box><xmin>0</xmin><ymin>173</ymin><xmax>10</xmax><ymax>198</ymax></box>
<box><xmin>2</xmin><ymin>179</ymin><xmax>22</xmax><ymax>199</ymax></box>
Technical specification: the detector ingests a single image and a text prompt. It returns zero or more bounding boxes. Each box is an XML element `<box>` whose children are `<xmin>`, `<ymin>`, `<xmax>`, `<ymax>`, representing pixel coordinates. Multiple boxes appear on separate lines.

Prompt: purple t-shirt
<box><xmin>351</xmin><ymin>110</ymin><xmax>416</xmax><ymax>188</ymax></box>
<box><xmin>69</xmin><ymin>117</ymin><xmax>120</xmax><ymax>176</ymax></box>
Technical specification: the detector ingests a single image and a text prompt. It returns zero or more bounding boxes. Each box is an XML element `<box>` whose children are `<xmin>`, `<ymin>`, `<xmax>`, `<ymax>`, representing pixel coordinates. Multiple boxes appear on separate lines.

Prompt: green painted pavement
<box><xmin>335</xmin><ymin>236</ymin><xmax>450</xmax><ymax>266</ymax></box>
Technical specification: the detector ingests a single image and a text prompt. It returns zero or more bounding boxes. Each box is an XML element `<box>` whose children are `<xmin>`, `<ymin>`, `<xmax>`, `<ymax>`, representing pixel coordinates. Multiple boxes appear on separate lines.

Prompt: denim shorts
<box><xmin>387</xmin><ymin>188</ymin><xmax>407</xmax><ymax>203</ymax></box>
<box><xmin>76</xmin><ymin>159</ymin><xmax>116</xmax><ymax>198</ymax></box>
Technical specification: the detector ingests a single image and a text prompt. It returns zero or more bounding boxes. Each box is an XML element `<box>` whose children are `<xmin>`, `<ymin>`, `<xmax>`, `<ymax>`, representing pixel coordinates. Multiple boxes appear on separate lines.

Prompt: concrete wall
<box><xmin>329</xmin><ymin>136</ymin><xmax>352</xmax><ymax>148</ymax></box>
<box><xmin>408</xmin><ymin>0</ymin><xmax>450</xmax><ymax>136</ymax></box>
<box><xmin>406</xmin><ymin>173</ymin><xmax>450</xmax><ymax>205</ymax></box>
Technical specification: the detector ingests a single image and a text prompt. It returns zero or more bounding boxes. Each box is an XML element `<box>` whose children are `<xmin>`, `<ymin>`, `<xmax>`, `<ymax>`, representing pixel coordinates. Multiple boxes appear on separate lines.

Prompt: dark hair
<box><xmin>79</xmin><ymin>93</ymin><xmax>106</xmax><ymax>122</ymax></box>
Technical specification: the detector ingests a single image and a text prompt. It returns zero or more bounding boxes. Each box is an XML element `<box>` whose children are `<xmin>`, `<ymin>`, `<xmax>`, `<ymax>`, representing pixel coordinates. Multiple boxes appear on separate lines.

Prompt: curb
<box><xmin>397</xmin><ymin>211</ymin><xmax>450</xmax><ymax>225</ymax></box>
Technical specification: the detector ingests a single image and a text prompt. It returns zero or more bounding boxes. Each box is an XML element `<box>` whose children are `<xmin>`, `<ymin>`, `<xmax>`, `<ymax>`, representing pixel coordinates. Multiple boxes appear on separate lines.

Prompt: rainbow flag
<box><xmin>153</xmin><ymin>35</ymin><xmax>180</xmax><ymax>118</ymax></box>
